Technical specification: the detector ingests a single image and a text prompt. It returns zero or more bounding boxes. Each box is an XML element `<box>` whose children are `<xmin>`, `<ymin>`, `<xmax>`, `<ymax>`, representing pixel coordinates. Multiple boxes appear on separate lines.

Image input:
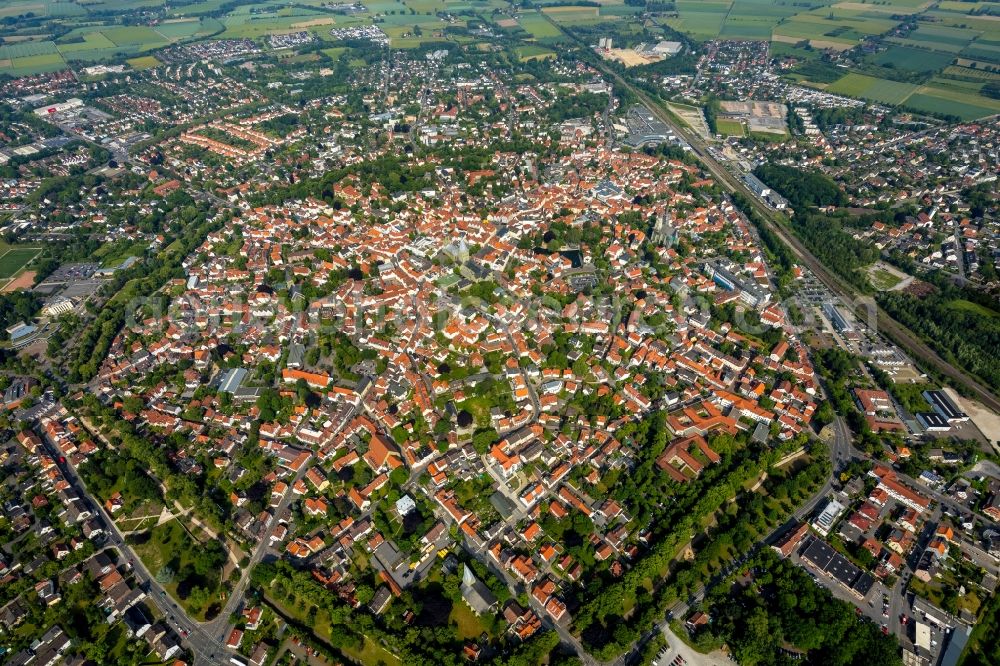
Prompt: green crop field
<box><xmin>543</xmin><ymin>5</ymin><xmax>602</xmax><ymax>25</ymax></box>
<box><xmin>827</xmin><ymin>72</ymin><xmax>918</xmax><ymax>104</ymax></box>
<box><xmin>57</xmin><ymin>30</ymin><xmax>116</xmax><ymax>52</ymax></box>
<box><xmin>2</xmin><ymin>52</ymin><xmax>66</xmax><ymax>75</ymax></box>
<box><xmin>2</xmin><ymin>40</ymin><xmax>59</xmax><ymax>58</ymax></box>
<box><xmin>959</xmin><ymin>38</ymin><xmax>1000</xmax><ymax>64</ymax></box>
<box><xmin>872</xmin><ymin>45</ymin><xmax>954</xmax><ymax>73</ymax></box>
<box><xmin>153</xmin><ymin>18</ymin><xmax>217</xmax><ymax>39</ymax></box>
<box><xmin>720</xmin><ymin>20</ymin><xmax>774</xmax><ymax>39</ymax></box>
<box><xmin>101</xmin><ymin>26</ymin><xmax>167</xmax><ymax>47</ymax></box>
<box><xmin>904</xmin><ymin>88</ymin><xmax>1000</xmax><ymax>120</ymax></box>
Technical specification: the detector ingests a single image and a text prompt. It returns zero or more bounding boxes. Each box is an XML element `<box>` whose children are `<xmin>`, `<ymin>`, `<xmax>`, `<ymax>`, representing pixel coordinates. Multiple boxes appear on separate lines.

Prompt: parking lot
<box><xmin>654</xmin><ymin>625</ymin><xmax>736</xmax><ymax>666</ymax></box>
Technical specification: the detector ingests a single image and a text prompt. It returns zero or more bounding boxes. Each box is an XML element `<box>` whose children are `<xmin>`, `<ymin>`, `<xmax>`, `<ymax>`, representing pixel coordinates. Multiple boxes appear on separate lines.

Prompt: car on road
<box><xmin>881</xmin><ymin>624</ymin><xmax>889</xmax><ymax>635</ymax></box>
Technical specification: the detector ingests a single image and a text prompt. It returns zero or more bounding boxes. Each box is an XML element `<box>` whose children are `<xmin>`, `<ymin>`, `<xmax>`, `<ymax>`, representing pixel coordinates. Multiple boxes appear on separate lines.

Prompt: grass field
<box><xmin>716</xmin><ymin>118</ymin><xmax>745</xmax><ymax>136</ymax></box>
<box><xmin>948</xmin><ymin>299</ymin><xmax>1000</xmax><ymax>318</ymax></box>
<box><xmin>321</xmin><ymin>46</ymin><xmax>348</xmax><ymax>60</ymax></box>
<box><xmin>128</xmin><ymin>519</ymin><xmax>224</xmax><ymax>621</ymax></box>
<box><xmin>0</xmin><ymin>248</ymin><xmax>41</xmax><ymax>279</ymax></box>
<box><xmin>516</xmin><ymin>44</ymin><xmax>556</xmax><ymax>61</ymax></box>
<box><xmin>905</xmin><ymin>88</ymin><xmax>1000</xmax><ymax>120</ymax></box>
<box><xmin>126</xmin><ymin>54</ymin><xmax>160</xmax><ymax>69</ymax></box>
<box><xmin>449</xmin><ymin>600</ymin><xmax>490</xmax><ymax>639</ymax></box>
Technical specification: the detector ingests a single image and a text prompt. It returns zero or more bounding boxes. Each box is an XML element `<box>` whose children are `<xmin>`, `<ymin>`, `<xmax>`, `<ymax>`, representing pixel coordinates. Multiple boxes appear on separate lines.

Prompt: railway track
<box><xmin>550</xmin><ymin>18</ymin><xmax>1000</xmax><ymax>413</ymax></box>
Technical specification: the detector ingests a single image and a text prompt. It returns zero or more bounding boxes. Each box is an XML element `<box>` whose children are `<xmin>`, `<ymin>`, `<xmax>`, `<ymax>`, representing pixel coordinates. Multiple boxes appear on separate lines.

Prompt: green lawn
<box><xmin>716</xmin><ymin>118</ymin><xmax>745</xmax><ymax>136</ymax></box>
<box><xmin>0</xmin><ymin>247</ymin><xmax>40</xmax><ymax>279</ymax></box>
<box><xmin>449</xmin><ymin>601</ymin><xmax>489</xmax><ymax>639</ymax></box>
<box><xmin>341</xmin><ymin>635</ymin><xmax>403</xmax><ymax>666</ymax></box>
<box><xmin>948</xmin><ymin>299</ymin><xmax>999</xmax><ymax>318</ymax></box>
<box><xmin>127</xmin><ymin>519</ymin><xmax>225</xmax><ymax>621</ymax></box>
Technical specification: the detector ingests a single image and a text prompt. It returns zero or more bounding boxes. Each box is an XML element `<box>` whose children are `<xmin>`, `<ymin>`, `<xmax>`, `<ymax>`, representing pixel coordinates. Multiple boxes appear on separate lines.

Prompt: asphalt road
<box><xmin>205</xmin><ymin>459</ymin><xmax>313</xmax><ymax>651</ymax></box>
<box><xmin>40</xmin><ymin>425</ymin><xmax>225</xmax><ymax>663</ymax></box>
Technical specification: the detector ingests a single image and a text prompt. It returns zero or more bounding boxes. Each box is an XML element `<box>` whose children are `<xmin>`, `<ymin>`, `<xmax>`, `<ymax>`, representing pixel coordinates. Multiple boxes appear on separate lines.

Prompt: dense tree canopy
<box><xmin>753</xmin><ymin>164</ymin><xmax>847</xmax><ymax>210</ymax></box>
<box><xmin>703</xmin><ymin>551</ymin><xmax>902</xmax><ymax>666</ymax></box>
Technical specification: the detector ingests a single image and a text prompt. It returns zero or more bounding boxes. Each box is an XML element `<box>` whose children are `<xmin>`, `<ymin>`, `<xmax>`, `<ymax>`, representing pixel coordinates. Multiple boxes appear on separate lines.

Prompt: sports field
<box><xmin>716</xmin><ymin>119</ymin><xmax>745</xmax><ymax>136</ymax></box>
<box><xmin>0</xmin><ymin>248</ymin><xmax>41</xmax><ymax>280</ymax></box>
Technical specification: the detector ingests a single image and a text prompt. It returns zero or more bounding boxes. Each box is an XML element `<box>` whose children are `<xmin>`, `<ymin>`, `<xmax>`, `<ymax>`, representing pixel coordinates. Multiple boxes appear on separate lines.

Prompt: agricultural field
<box><xmin>904</xmin><ymin>87</ymin><xmax>1000</xmax><ymax>121</ymax></box>
<box><xmin>542</xmin><ymin>5</ymin><xmax>602</xmax><ymax>26</ymax></box>
<box><xmin>0</xmin><ymin>7</ymin><xmax>224</xmax><ymax>75</ymax></box>
<box><xmin>827</xmin><ymin>72</ymin><xmax>918</xmax><ymax>104</ymax></box>
<box><xmin>3</xmin><ymin>0</ymin><xmax>994</xmax><ymax>114</ymax></box>
<box><xmin>666</xmin><ymin>0</ymin><xmax>729</xmax><ymax>39</ymax></box>
<box><xmin>1</xmin><ymin>52</ymin><xmax>66</xmax><ymax>75</ymax></box>
<box><xmin>516</xmin><ymin>11</ymin><xmax>564</xmax><ymax>39</ymax></box>
<box><xmin>870</xmin><ymin>45</ymin><xmax>955</xmax><ymax>73</ymax></box>
<box><xmin>657</xmin><ymin>0</ymin><xmax>1000</xmax><ymax>117</ymax></box>
<box><xmin>943</xmin><ymin>64</ymin><xmax>1000</xmax><ymax>82</ymax></box>
<box><xmin>822</xmin><ymin>70</ymin><xmax>1000</xmax><ymax>119</ymax></box>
